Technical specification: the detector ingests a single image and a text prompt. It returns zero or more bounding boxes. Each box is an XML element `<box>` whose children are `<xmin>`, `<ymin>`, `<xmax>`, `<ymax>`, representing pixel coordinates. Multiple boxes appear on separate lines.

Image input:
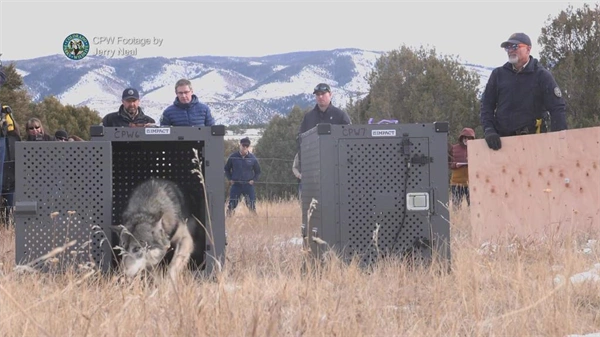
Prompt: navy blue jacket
<box><xmin>160</xmin><ymin>95</ymin><xmax>215</xmax><ymax>126</ymax></box>
<box><xmin>224</xmin><ymin>151</ymin><xmax>261</xmax><ymax>183</ymax></box>
<box><xmin>480</xmin><ymin>56</ymin><xmax>567</xmax><ymax>136</ymax></box>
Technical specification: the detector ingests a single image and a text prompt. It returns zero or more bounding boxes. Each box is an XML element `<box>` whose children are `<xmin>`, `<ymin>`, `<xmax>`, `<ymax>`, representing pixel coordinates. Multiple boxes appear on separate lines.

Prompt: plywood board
<box><xmin>468</xmin><ymin>127</ymin><xmax>600</xmax><ymax>243</ymax></box>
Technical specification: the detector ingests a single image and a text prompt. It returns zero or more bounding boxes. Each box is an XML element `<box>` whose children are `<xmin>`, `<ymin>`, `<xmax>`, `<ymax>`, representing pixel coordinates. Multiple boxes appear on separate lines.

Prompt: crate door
<box><xmin>14</xmin><ymin>141</ymin><xmax>113</xmax><ymax>272</ymax></box>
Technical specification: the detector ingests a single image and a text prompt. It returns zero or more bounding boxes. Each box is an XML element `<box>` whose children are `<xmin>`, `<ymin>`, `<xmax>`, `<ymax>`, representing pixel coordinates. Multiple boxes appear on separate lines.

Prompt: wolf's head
<box><xmin>119</xmin><ymin>217</ymin><xmax>171</xmax><ymax>277</ymax></box>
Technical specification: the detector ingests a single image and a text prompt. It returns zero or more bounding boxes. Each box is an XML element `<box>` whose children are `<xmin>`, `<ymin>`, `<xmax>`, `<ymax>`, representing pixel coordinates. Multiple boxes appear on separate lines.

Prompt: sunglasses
<box><xmin>28</xmin><ymin>126</ymin><xmax>41</xmax><ymax>130</ymax></box>
<box><xmin>56</xmin><ymin>137</ymin><xmax>67</xmax><ymax>141</ymax></box>
<box><xmin>313</xmin><ymin>85</ymin><xmax>330</xmax><ymax>93</ymax></box>
<box><xmin>241</xmin><ymin>144</ymin><xmax>250</xmax><ymax>148</ymax></box>
<box><xmin>504</xmin><ymin>43</ymin><xmax>527</xmax><ymax>52</ymax></box>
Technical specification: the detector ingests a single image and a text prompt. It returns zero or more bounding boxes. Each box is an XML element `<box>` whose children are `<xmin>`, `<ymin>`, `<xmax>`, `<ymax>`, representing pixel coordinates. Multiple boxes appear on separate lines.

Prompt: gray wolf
<box><xmin>118</xmin><ymin>178</ymin><xmax>194</xmax><ymax>280</ymax></box>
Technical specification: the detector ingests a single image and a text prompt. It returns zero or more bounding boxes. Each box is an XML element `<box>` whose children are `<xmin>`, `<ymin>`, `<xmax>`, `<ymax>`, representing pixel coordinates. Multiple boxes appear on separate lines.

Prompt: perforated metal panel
<box><xmin>15</xmin><ymin>142</ymin><xmax>113</xmax><ymax>272</ymax></box>
<box><xmin>109</xmin><ymin>141</ymin><xmax>208</xmax><ymax>270</ymax></box>
<box><xmin>14</xmin><ymin>126</ymin><xmax>227</xmax><ymax>275</ymax></box>
<box><xmin>301</xmin><ymin>123</ymin><xmax>450</xmax><ymax>266</ymax></box>
<box><xmin>94</xmin><ymin>126</ymin><xmax>226</xmax><ymax>276</ymax></box>
<box><xmin>338</xmin><ymin>137</ymin><xmax>432</xmax><ymax>264</ymax></box>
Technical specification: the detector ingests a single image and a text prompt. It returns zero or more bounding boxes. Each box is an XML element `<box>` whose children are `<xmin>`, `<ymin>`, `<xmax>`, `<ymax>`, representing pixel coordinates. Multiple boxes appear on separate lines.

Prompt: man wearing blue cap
<box><xmin>480</xmin><ymin>33</ymin><xmax>567</xmax><ymax>150</ymax></box>
<box><xmin>224</xmin><ymin>137</ymin><xmax>261</xmax><ymax>216</ymax></box>
<box><xmin>102</xmin><ymin>88</ymin><xmax>156</xmax><ymax>127</ymax></box>
<box><xmin>480</xmin><ymin>32</ymin><xmax>567</xmax><ymax>150</ymax></box>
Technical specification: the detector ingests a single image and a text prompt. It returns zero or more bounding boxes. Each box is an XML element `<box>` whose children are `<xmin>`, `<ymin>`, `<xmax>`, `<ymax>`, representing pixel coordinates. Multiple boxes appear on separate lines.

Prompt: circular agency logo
<box><xmin>63</xmin><ymin>33</ymin><xmax>90</xmax><ymax>60</ymax></box>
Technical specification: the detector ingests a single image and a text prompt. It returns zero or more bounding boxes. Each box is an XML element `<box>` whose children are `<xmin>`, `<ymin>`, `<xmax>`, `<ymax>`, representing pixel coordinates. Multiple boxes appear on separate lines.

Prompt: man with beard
<box><xmin>102</xmin><ymin>88</ymin><xmax>156</xmax><ymax>127</ymax></box>
<box><xmin>480</xmin><ymin>32</ymin><xmax>567</xmax><ymax>151</ymax></box>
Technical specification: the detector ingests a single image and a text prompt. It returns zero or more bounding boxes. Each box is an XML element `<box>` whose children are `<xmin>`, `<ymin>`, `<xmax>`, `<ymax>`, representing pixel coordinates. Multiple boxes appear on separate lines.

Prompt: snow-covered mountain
<box><xmin>9</xmin><ymin>49</ymin><xmax>493</xmax><ymax>125</ymax></box>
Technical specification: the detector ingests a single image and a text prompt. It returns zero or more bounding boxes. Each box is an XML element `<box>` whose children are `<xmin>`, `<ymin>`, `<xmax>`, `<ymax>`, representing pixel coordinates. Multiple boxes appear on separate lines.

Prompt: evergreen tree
<box><xmin>0</xmin><ymin>63</ymin><xmax>32</xmax><ymax>135</ymax></box>
<box><xmin>538</xmin><ymin>3</ymin><xmax>600</xmax><ymax>128</ymax></box>
<box><xmin>347</xmin><ymin>46</ymin><xmax>482</xmax><ymax>141</ymax></box>
<box><xmin>0</xmin><ymin>62</ymin><xmax>102</xmax><ymax>139</ymax></box>
<box><xmin>252</xmin><ymin>106</ymin><xmax>304</xmax><ymax>200</ymax></box>
<box><xmin>29</xmin><ymin>96</ymin><xmax>101</xmax><ymax>140</ymax></box>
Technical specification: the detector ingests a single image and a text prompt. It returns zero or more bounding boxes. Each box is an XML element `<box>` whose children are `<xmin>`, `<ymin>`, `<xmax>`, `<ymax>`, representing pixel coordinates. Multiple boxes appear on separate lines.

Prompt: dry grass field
<box><xmin>1</xmin><ymin>200</ymin><xmax>600</xmax><ymax>337</ymax></box>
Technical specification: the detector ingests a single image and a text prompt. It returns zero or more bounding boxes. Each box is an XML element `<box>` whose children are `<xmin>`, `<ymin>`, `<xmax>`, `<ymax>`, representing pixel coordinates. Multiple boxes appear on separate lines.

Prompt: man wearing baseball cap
<box><xmin>480</xmin><ymin>32</ymin><xmax>567</xmax><ymax>150</ymax></box>
<box><xmin>224</xmin><ymin>137</ymin><xmax>261</xmax><ymax>215</ymax></box>
<box><xmin>102</xmin><ymin>88</ymin><xmax>156</xmax><ymax>127</ymax></box>
<box><xmin>298</xmin><ymin>83</ymin><xmax>351</xmax><ymax>136</ymax></box>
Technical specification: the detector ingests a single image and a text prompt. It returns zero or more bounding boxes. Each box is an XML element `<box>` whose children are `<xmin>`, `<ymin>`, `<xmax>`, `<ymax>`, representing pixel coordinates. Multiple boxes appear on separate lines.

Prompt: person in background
<box><xmin>292</xmin><ymin>152</ymin><xmax>301</xmax><ymax>199</ymax></box>
<box><xmin>224</xmin><ymin>137</ymin><xmax>261</xmax><ymax>216</ymax></box>
<box><xmin>160</xmin><ymin>79</ymin><xmax>214</xmax><ymax>126</ymax></box>
<box><xmin>448</xmin><ymin>128</ymin><xmax>475</xmax><ymax>209</ymax></box>
<box><xmin>480</xmin><ymin>32</ymin><xmax>567</xmax><ymax>151</ymax></box>
<box><xmin>0</xmin><ymin>58</ymin><xmax>5</xmax><ymax>87</ymax></box>
<box><xmin>25</xmin><ymin>118</ymin><xmax>54</xmax><ymax>141</ymax></box>
<box><xmin>55</xmin><ymin>130</ymin><xmax>69</xmax><ymax>141</ymax></box>
<box><xmin>0</xmin><ymin>61</ymin><xmax>7</xmax><ymax>224</ymax></box>
<box><xmin>298</xmin><ymin>83</ymin><xmax>351</xmax><ymax>136</ymax></box>
<box><xmin>0</xmin><ymin>84</ymin><xmax>19</xmax><ymax>226</ymax></box>
<box><xmin>102</xmin><ymin>88</ymin><xmax>155</xmax><ymax>127</ymax></box>
<box><xmin>297</xmin><ymin>82</ymin><xmax>352</xmax><ymax>172</ymax></box>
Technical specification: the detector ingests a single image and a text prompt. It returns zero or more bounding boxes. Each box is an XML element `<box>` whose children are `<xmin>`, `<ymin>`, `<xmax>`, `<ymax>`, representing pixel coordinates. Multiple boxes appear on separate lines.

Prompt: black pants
<box><xmin>451</xmin><ymin>185</ymin><xmax>470</xmax><ymax>208</ymax></box>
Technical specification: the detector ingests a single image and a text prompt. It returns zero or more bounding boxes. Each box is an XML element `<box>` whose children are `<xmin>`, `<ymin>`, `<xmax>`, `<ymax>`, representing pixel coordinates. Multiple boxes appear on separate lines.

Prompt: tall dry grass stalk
<box><xmin>2</xmin><ymin>203</ymin><xmax>600</xmax><ymax>336</ymax></box>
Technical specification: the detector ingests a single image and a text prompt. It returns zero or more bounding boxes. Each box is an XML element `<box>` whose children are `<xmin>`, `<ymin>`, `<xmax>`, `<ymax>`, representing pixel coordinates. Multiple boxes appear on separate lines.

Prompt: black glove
<box><xmin>485</xmin><ymin>132</ymin><xmax>502</xmax><ymax>150</ymax></box>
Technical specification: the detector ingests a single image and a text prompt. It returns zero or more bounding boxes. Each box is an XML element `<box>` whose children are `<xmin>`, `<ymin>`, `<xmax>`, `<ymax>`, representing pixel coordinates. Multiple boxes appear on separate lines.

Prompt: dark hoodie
<box><xmin>102</xmin><ymin>106</ymin><xmax>155</xmax><ymax>127</ymax></box>
<box><xmin>448</xmin><ymin>127</ymin><xmax>475</xmax><ymax>186</ymax></box>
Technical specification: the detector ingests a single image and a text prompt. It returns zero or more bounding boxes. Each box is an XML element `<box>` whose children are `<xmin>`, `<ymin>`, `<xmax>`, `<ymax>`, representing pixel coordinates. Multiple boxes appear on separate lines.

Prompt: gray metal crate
<box><xmin>300</xmin><ymin>123</ymin><xmax>450</xmax><ymax>266</ymax></box>
<box><xmin>14</xmin><ymin>126</ymin><xmax>226</xmax><ymax>275</ymax></box>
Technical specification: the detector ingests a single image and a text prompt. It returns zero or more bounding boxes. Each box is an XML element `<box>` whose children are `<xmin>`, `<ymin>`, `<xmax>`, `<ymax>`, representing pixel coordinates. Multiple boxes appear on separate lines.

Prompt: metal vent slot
<box><xmin>340</xmin><ymin>138</ymin><xmax>431</xmax><ymax>265</ymax></box>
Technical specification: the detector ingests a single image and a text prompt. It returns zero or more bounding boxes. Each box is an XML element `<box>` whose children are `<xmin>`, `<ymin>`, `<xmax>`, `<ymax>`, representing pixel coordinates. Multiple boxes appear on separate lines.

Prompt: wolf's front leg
<box><xmin>168</xmin><ymin>224</ymin><xmax>194</xmax><ymax>281</ymax></box>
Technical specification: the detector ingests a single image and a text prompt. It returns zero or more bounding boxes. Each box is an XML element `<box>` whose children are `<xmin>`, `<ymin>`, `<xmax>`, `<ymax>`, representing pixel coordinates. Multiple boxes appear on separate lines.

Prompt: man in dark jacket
<box><xmin>160</xmin><ymin>79</ymin><xmax>215</xmax><ymax>126</ymax></box>
<box><xmin>298</xmin><ymin>83</ymin><xmax>351</xmax><ymax>135</ymax></box>
<box><xmin>480</xmin><ymin>32</ymin><xmax>567</xmax><ymax>151</ymax></box>
<box><xmin>224</xmin><ymin>137</ymin><xmax>261</xmax><ymax>215</ymax></box>
<box><xmin>297</xmin><ymin>83</ymin><xmax>352</xmax><ymax>169</ymax></box>
<box><xmin>102</xmin><ymin>88</ymin><xmax>155</xmax><ymax>127</ymax></box>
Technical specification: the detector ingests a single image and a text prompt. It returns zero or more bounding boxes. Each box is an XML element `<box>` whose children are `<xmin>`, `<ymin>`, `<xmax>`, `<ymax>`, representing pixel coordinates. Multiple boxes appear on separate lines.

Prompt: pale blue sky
<box><xmin>0</xmin><ymin>1</ymin><xmax>596</xmax><ymax>67</ymax></box>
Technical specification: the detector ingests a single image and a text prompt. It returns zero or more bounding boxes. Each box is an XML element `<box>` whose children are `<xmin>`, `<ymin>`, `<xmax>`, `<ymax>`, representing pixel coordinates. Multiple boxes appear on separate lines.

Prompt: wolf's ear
<box><xmin>111</xmin><ymin>225</ymin><xmax>125</xmax><ymax>235</ymax></box>
<box><xmin>154</xmin><ymin>218</ymin><xmax>165</xmax><ymax>230</ymax></box>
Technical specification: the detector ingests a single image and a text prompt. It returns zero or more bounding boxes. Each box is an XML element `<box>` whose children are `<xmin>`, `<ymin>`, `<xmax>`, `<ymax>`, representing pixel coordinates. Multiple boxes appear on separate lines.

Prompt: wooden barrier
<box><xmin>468</xmin><ymin>127</ymin><xmax>600</xmax><ymax>243</ymax></box>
